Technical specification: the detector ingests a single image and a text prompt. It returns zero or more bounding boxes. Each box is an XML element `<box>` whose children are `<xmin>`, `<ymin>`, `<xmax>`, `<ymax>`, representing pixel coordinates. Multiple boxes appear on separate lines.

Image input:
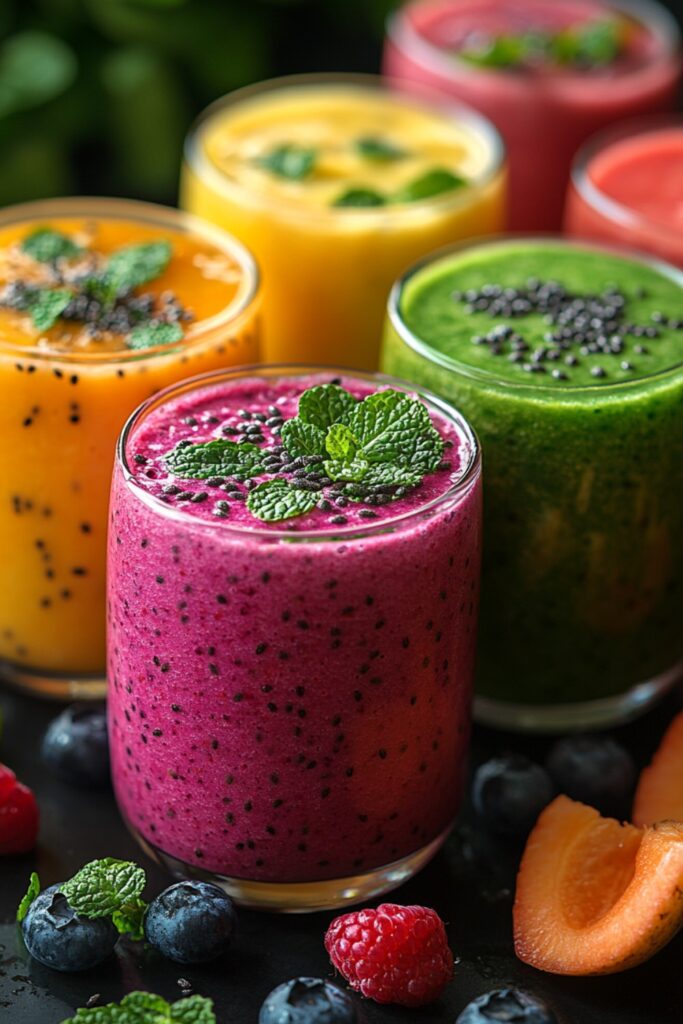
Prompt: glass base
<box><xmin>128</xmin><ymin>820</ymin><xmax>453</xmax><ymax>913</ymax></box>
<box><xmin>0</xmin><ymin>661</ymin><xmax>106</xmax><ymax>700</ymax></box>
<box><xmin>474</xmin><ymin>658</ymin><xmax>683</xmax><ymax>734</ymax></box>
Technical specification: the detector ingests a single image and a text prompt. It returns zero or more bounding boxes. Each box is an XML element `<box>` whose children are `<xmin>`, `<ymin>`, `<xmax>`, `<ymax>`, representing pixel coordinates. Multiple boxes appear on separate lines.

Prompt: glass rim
<box><xmin>387</xmin><ymin>232</ymin><xmax>683</xmax><ymax>395</ymax></box>
<box><xmin>570</xmin><ymin>114</ymin><xmax>683</xmax><ymax>243</ymax></box>
<box><xmin>385</xmin><ymin>0</ymin><xmax>682</xmax><ymax>84</ymax></box>
<box><xmin>183</xmin><ymin>71</ymin><xmax>506</xmax><ymax>221</ymax></box>
<box><xmin>0</xmin><ymin>196</ymin><xmax>260</xmax><ymax>365</ymax></box>
<box><xmin>116</xmin><ymin>362</ymin><xmax>481</xmax><ymax>542</ymax></box>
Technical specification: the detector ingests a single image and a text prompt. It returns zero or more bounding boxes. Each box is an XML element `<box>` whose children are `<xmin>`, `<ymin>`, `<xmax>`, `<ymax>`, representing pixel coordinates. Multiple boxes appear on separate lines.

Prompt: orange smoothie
<box><xmin>181</xmin><ymin>75</ymin><xmax>506</xmax><ymax>369</ymax></box>
<box><xmin>0</xmin><ymin>198</ymin><xmax>260</xmax><ymax>697</ymax></box>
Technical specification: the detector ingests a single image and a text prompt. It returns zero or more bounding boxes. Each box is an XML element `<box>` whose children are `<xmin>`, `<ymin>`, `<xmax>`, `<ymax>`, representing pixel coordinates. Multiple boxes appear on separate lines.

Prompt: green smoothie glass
<box><xmin>382</xmin><ymin>237</ymin><xmax>683</xmax><ymax>731</ymax></box>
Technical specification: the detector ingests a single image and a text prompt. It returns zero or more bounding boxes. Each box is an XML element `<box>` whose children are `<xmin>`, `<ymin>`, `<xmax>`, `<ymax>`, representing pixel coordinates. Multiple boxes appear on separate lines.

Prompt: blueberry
<box><xmin>41</xmin><ymin>703</ymin><xmax>109</xmax><ymax>787</ymax></box>
<box><xmin>546</xmin><ymin>734</ymin><xmax>636</xmax><ymax>817</ymax></box>
<box><xmin>259</xmin><ymin>978</ymin><xmax>357</xmax><ymax>1024</ymax></box>
<box><xmin>144</xmin><ymin>880</ymin><xmax>237</xmax><ymax>963</ymax></box>
<box><xmin>456</xmin><ymin>988</ymin><xmax>557</xmax><ymax>1023</ymax></box>
<box><xmin>472</xmin><ymin>755</ymin><xmax>554</xmax><ymax>837</ymax></box>
<box><xmin>21</xmin><ymin>885</ymin><xmax>118</xmax><ymax>971</ymax></box>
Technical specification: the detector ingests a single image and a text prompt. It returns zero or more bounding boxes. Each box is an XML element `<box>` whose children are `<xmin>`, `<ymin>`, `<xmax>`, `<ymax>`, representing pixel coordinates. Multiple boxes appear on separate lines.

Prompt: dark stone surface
<box><xmin>2</xmin><ymin>684</ymin><xmax>682</xmax><ymax>1023</ymax></box>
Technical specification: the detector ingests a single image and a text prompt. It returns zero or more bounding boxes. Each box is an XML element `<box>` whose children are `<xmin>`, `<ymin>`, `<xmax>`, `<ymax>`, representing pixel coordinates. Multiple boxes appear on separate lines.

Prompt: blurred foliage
<box><xmin>0</xmin><ymin>0</ymin><xmax>397</xmax><ymax>206</ymax></box>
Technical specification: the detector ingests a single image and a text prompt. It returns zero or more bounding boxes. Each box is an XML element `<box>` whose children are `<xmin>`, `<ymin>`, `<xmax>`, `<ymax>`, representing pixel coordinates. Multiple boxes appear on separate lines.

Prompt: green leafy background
<box><xmin>0</xmin><ymin>0</ymin><xmax>401</xmax><ymax>206</ymax></box>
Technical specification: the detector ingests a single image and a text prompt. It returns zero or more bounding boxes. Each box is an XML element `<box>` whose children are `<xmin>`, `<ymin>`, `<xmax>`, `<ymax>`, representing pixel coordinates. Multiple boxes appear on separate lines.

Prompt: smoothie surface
<box><xmin>200</xmin><ymin>84</ymin><xmax>495</xmax><ymax>212</ymax></box>
<box><xmin>400</xmin><ymin>240</ymin><xmax>683</xmax><ymax>388</ymax></box>
<box><xmin>0</xmin><ymin>217</ymin><xmax>244</xmax><ymax>355</ymax></box>
<box><xmin>126</xmin><ymin>375</ymin><xmax>469</xmax><ymax>532</ymax></box>
<box><xmin>587</xmin><ymin>128</ymin><xmax>683</xmax><ymax>231</ymax></box>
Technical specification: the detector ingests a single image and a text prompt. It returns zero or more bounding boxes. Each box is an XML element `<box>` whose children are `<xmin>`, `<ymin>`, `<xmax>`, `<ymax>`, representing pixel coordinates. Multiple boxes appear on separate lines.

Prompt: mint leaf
<box><xmin>332</xmin><ymin>188</ymin><xmax>386</xmax><ymax>208</ymax></box>
<box><xmin>128</xmin><ymin>322</ymin><xmax>184</xmax><ymax>349</ymax></box>
<box><xmin>325</xmin><ymin>423</ymin><xmax>359</xmax><ymax>462</ymax></box>
<box><xmin>60</xmin><ymin>858</ymin><xmax>146</xmax><ymax>919</ymax></box>
<box><xmin>324</xmin><ymin>457</ymin><xmax>369</xmax><ymax>483</ymax></box>
<box><xmin>298</xmin><ymin>384</ymin><xmax>357</xmax><ymax>431</ymax></box>
<box><xmin>459</xmin><ymin>32</ymin><xmax>529</xmax><ymax>67</ymax></box>
<box><xmin>280</xmin><ymin>419</ymin><xmax>326</xmax><ymax>458</ymax></box>
<box><xmin>22</xmin><ymin>227</ymin><xmax>81</xmax><ymax>263</ymax></box>
<box><xmin>568</xmin><ymin>19</ymin><xmax>621</xmax><ymax>66</ymax></box>
<box><xmin>112</xmin><ymin>896</ymin><xmax>147</xmax><ymax>940</ymax></box>
<box><xmin>247</xmin><ymin>479</ymin><xmax>317</xmax><ymax>522</ymax></box>
<box><xmin>355</xmin><ymin>136</ymin><xmax>407</xmax><ymax>162</ymax></box>
<box><xmin>394</xmin><ymin>168</ymin><xmax>466</xmax><ymax>203</ymax></box>
<box><xmin>59</xmin><ymin>991</ymin><xmax>216</xmax><ymax>1024</ymax></box>
<box><xmin>165</xmin><ymin>439</ymin><xmax>265</xmax><ymax>481</ymax></box>
<box><xmin>362</xmin><ymin>464</ymin><xmax>423</xmax><ymax>488</ymax></box>
<box><xmin>17</xmin><ymin>871</ymin><xmax>40</xmax><ymax>922</ymax></box>
<box><xmin>257</xmin><ymin>144</ymin><xmax>316</xmax><ymax>180</ymax></box>
<box><xmin>27</xmin><ymin>287</ymin><xmax>71</xmax><ymax>330</ymax></box>
<box><xmin>97</xmin><ymin>240</ymin><xmax>172</xmax><ymax>304</ymax></box>
<box><xmin>348</xmin><ymin>390</ymin><xmax>443</xmax><ymax>473</ymax></box>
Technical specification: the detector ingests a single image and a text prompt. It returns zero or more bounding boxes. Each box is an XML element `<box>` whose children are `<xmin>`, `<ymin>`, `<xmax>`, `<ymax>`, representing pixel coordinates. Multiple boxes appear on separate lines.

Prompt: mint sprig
<box><xmin>247</xmin><ymin>478</ymin><xmax>318</xmax><ymax>522</ymax></box>
<box><xmin>91</xmin><ymin>240</ymin><xmax>172</xmax><ymax>306</ymax></box>
<box><xmin>27</xmin><ymin>287</ymin><xmax>72</xmax><ymax>331</ymax></box>
<box><xmin>297</xmin><ymin>383</ymin><xmax>357</xmax><ymax>431</ymax></box>
<box><xmin>458</xmin><ymin>18</ymin><xmax>623</xmax><ymax>69</ymax></box>
<box><xmin>17</xmin><ymin>871</ymin><xmax>40</xmax><ymax>922</ymax></box>
<box><xmin>22</xmin><ymin>227</ymin><xmax>81</xmax><ymax>263</ymax></box>
<box><xmin>257</xmin><ymin>144</ymin><xmax>316</xmax><ymax>180</ymax></box>
<box><xmin>129</xmin><ymin>322</ymin><xmax>184</xmax><ymax>349</ymax></box>
<box><xmin>59</xmin><ymin>991</ymin><xmax>216</xmax><ymax>1024</ymax></box>
<box><xmin>165</xmin><ymin>439</ymin><xmax>265</xmax><ymax>480</ymax></box>
<box><xmin>60</xmin><ymin>858</ymin><xmax>146</xmax><ymax>920</ymax></box>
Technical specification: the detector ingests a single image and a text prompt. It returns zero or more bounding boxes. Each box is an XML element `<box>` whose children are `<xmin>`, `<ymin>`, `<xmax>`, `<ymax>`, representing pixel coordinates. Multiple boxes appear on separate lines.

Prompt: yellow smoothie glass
<box><xmin>181</xmin><ymin>74</ymin><xmax>506</xmax><ymax>369</ymax></box>
<box><xmin>0</xmin><ymin>198</ymin><xmax>260</xmax><ymax>698</ymax></box>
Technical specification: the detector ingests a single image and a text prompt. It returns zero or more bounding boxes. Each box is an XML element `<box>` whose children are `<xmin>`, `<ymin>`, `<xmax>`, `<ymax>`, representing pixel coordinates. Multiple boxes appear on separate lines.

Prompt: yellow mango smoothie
<box><xmin>0</xmin><ymin>198</ymin><xmax>260</xmax><ymax>698</ymax></box>
<box><xmin>181</xmin><ymin>75</ymin><xmax>506</xmax><ymax>368</ymax></box>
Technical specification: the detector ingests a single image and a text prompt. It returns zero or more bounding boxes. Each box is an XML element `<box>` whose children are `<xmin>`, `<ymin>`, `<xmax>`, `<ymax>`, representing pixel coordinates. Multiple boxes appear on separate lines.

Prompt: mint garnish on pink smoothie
<box><xmin>155</xmin><ymin>381</ymin><xmax>447</xmax><ymax>524</ymax></box>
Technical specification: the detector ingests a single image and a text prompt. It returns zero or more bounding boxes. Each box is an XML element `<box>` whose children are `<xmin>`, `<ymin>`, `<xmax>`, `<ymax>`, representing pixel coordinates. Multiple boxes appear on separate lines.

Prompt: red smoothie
<box><xmin>565</xmin><ymin>119</ymin><xmax>683</xmax><ymax>267</ymax></box>
<box><xmin>384</xmin><ymin>0</ymin><xmax>682</xmax><ymax>230</ymax></box>
<box><xmin>107</xmin><ymin>367</ymin><xmax>481</xmax><ymax>910</ymax></box>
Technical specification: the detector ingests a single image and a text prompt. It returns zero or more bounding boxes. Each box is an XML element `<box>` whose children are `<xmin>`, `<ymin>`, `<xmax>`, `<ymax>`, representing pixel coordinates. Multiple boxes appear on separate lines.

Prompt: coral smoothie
<box><xmin>107</xmin><ymin>368</ymin><xmax>481</xmax><ymax>909</ymax></box>
<box><xmin>566</xmin><ymin>121</ymin><xmax>683</xmax><ymax>268</ymax></box>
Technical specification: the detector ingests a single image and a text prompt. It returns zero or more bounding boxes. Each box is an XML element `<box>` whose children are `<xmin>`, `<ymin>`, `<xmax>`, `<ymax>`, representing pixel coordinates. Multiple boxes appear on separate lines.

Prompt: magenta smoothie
<box><xmin>384</xmin><ymin>0</ymin><xmax>682</xmax><ymax>230</ymax></box>
<box><xmin>107</xmin><ymin>367</ymin><xmax>481</xmax><ymax>910</ymax></box>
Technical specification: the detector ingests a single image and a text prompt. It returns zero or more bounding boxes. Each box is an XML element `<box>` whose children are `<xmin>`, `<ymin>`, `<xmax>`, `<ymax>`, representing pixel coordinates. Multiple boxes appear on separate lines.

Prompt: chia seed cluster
<box><xmin>452</xmin><ymin>278</ymin><xmax>682</xmax><ymax>381</ymax></box>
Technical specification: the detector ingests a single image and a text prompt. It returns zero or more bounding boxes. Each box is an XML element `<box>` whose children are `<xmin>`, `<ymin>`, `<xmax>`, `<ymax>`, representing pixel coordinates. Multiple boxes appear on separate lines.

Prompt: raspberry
<box><xmin>0</xmin><ymin>763</ymin><xmax>39</xmax><ymax>855</ymax></box>
<box><xmin>324</xmin><ymin>903</ymin><xmax>453</xmax><ymax>1007</ymax></box>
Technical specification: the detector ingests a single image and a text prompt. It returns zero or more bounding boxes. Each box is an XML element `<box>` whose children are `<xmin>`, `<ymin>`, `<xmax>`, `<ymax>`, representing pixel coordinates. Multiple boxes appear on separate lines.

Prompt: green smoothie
<box><xmin>382</xmin><ymin>239</ymin><xmax>683</xmax><ymax>726</ymax></box>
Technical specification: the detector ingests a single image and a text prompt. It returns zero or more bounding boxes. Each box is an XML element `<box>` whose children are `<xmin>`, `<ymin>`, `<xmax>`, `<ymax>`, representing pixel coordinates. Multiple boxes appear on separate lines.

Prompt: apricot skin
<box><xmin>514</xmin><ymin>796</ymin><xmax>683</xmax><ymax>976</ymax></box>
<box><xmin>633</xmin><ymin>711</ymin><xmax>683</xmax><ymax>827</ymax></box>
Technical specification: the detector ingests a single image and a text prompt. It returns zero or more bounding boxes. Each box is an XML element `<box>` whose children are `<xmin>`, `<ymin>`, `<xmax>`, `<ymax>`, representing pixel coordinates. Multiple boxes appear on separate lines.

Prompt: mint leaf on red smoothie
<box><xmin>324</xmin><ymin>457</ymin><xmax>369</xmax><ymax>483</ymax></box>
<box><xmin>247</xmin><ymin>479</ymin><xmax>317</xmax><ymax>523</ymax></box>
<box><xmin>348</xmin><ymin>389</ymin><xmax>444</xmax><ymax>473</ymax></box>
<box><xmin>325</xmin><ymin>422</ymin><xmax>360</xmax><ymax>462</ymax></box>
<box><xmin>393</xmin><ymin>168</ymin><xmax>466</xmax><ymax>203</ymax></box>
<box><xmin>16</xmin><ymin>871</ymin><xmax>40</xmax><ymax>923</ymax></box>
<box><xmin>332</xmin><ymin>187</ymin><xmax>387</xmax><ymax>208</ymax></box>
<box><xmin>280</xmin><ymin>419</ymin><xmax>326</xmax><ymax>458</ymax></box>
<box><xmin>27</xmin><ymin>287</ymin><xmax>72</xmax><ymax>330</ymax></box>
<box><xmin>362</xmin><ymin>463</ymin><xmax>424</xmax><ymax>489</ymax></box>
<box><xmin>355</xmin><ymin>136</ymin><xmax>407</xmax><ymax>162</ymax></box>
<box><xmin>94</xmin><ymin>240</ymin><xmax>172</xmax><ymax>305</ymax></box>
<box><xmin>165</xmin><ymin>439</ymin><xmax>265</xmax><ymax>481</ymax></box>
<box><xmin>128</xmin><ymin>321</ymin><xmax>184</xmax><ymax>350</ymax></box>
<box><xmin>60</xmin><ymin>990</ymin><xmax>216</xmax><ymax>1024</ymax></box>
<box><xmin>257</xmin><ymin>144</ymin><xmax>316</xmax><ymax>180</ymax></box>
<box><xmin>22</xmin><ymin>227</ymin><xmax>81</xmax><ymax>263</ymax></box>
<box><xmin>553</xmin><ymin>19</ymin><xmax>622</xmax><ymax>66</ymax></box>
<box><xmin>458</xmin><ymin>18</ymin><xmax>623</xmax><ymax>69</ymax></box>
<box><xmin>298</xmin><ymin>383</ymin><xmax>358</xmax><ymax>431</ymax></box>
<box><xmin>60</xmin><ymin>858</ymin><xmax>146</xmax><ymax>919</ymax></box>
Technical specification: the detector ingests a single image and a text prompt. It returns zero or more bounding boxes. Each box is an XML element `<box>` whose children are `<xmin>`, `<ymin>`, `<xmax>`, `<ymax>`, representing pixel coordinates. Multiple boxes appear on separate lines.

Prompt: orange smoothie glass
<box><xmin>181</xmin><ymin>74</ymin><xmax>506</xmax><ymax>369</ymax></box>
<box><xmin>0</xmin><ymin>198</ymin><xmax>260</xmax><ymax>699</ymax></box>
<box><xmin>565</xmin><ymin>116</ymin><xmax>683</xmax><ymax>268</ymax></box>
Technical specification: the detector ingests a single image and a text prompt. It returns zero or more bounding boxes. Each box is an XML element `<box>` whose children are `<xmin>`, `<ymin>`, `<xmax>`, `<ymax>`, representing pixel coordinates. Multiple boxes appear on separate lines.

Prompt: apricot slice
<box><xmin>513</xmin><ymin>795</ymin><xmax>683</xmax><ymax>975</ymax></box>
<box><xmin>633</xmin><ymin>710</ymin><xmax>683</xmax><ymax>827</ymax></box>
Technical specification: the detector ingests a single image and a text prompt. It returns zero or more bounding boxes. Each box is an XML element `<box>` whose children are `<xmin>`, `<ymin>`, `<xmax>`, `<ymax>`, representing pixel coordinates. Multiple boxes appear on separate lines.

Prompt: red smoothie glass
<box><xmin>384</xmin><ymin>0</ymin><xmax>682</xmax><ymax>231</ymax></box>
<box><xmin>107</xmin><ymin>366</ymin><xmax>481</xmax><ymax>911</ymax></box>
<box><xmin>565</xmin><ymin>116</ymin><xmax>683</xmax><ymax>268</ymax></box>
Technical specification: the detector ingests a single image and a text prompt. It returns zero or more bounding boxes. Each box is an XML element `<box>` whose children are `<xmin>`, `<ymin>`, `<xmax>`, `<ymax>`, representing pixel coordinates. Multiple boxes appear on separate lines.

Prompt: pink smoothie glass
<box><xmin>107</xmin><ymin>365</ymin><xmax>482</xmax><ymax>911</ymax></box>
<box><xmin>384</xmin><ymin>0</ymin><xmax>682</xmax><ymax>231</ymax></box>
<box><xmin>565</xmin><ymin>116</ymin><xmax>683</xmax><ymax>268</ymax></box>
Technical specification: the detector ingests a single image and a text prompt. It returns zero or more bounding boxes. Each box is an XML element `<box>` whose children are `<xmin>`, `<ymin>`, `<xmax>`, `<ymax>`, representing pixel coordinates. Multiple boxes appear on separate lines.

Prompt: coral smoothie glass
<box><xmin>565</xmin><ymin>117</ymin><xmax>683</xmax><ymax>269</ymax></box>
<box><xmin>0</xmin><ymin>198</ymin><xmax>259</xmax><ymax>699</ymax></box>
<box><xmin>107</xmin><ymin>366</ymin><xmax>481</xmax><ymax>911</ymax></box>
<box><xmin>384</xmin><ymin>0</ymin><xmax>682</xmax><ymax>231</ymax></box>
<box><xmin>382</xmin><ymin>237</ymin><xmax>683</xmax><ymax>732</ymax></box>
<box><xmin>181</xmin><ymin>73</ymin><xmax>505</xmax><ymax>370</ymax></box>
